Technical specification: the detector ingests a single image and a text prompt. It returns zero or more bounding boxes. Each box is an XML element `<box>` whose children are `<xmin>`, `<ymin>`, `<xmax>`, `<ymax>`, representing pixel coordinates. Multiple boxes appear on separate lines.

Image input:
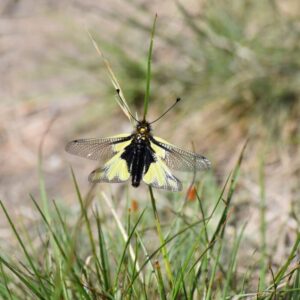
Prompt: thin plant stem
<box><xmin>148</xmin><ymin>186</ymin><xmax>174</xmax><ymax>286</ymax></box>
<box><xmin>143</xmin><ymin>14</ymin><xmax>157</xmax><ymax>120</ymax></box>
<box><xmin>259</xmin><ymin>153</ymin><xmax>267</xmax><ymax>291</ymax></box>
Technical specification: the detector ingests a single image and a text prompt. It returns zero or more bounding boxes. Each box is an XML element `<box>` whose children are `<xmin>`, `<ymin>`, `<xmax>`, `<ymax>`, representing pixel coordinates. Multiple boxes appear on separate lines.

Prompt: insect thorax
<box><xmin>136</xmin><ymin>120</ymin><xmax>152</xmax><ymax>137</ymax></box>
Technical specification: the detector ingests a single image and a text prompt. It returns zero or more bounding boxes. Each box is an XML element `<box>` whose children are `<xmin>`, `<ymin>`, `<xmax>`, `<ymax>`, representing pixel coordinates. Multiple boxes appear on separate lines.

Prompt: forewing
<box><xmin>150</xmin><ymin>136</ymin><xmax>211</xmax><ymax>172</ymax></box>
<box><xmin>143</xmin><ymin>156</ymin><xmax>182</xmax><ymax>191</ymax></box>
<box><xmin>65</xmin><ymin>134</ymin><xmax>132</xmax><ymax>162</ymax></box>
<box><xmin>88</xmin><ymin>152</ymin><xmax>130</xmax><ymax>183</ymax></box>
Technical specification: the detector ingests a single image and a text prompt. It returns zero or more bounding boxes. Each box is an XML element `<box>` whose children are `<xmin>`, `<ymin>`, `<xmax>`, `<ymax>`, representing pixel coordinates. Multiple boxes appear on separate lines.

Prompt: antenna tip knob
<box><xmin>176</xmin><ymin>97</ymin><xmax>181</xmax><ymax>102</ymax></box>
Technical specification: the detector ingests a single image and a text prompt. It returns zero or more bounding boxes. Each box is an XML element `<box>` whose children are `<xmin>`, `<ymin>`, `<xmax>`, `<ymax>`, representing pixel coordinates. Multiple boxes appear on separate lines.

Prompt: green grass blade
<box><xmin>135</xmin><ymin>231</ymin><xmax>158</xmax><ymax>282</ymax></box>
<box><xmin>124</xmin><ymin>218</ymin><xmax>205</xmax><ymax>295</ymax></box>
<box><xmin>30</xmin><ymin>196</ymin><xmax>67</xmax><ymax>260</ymax></box>
<box><xmin>206</xmin><ymin>241</ymin><xmax>223</xmax><ymax>300</ymax></box>
<box><xmin>114</xmin><ymin>209</ymin><xmax>146</xmax><ymax>288</ymax></box>
<box><xmin>259</xmin><ymin>154</ymin><xmax>267</xmax><ymax>291</ymax></box>
<box><xmin>52</xmin><ymin>200</ymin><xmax>72</xmax><ymax>245</ymax></box>
<box><xmin>30</xmin><ymin>196</ymin><xmax>92</xmax><ymax>299</ymax></box>
<box><xmin>37</xmin><ymin>114</ymin><xmax>58</xmax><ymax>223</ymax></box>
<box><xmin>222</xmin><ymin>223</ymin><xmax>247</xmax><ymax>299</ymax></box>
<box><xmin>94</xmin><ymin>209</ymin><xmax>112</xmax><ymax>295</ymax></box>
<box><xmin>51</xmin><ymin>199</ymin><xmax>75</xmax><ymax>298</ymax></box>
<box><xmin>178</xmin><ymin>268</ymin><xmax>188</xmax><ymax>300</ymax></box>
<box><xmin>0</xmin><ymin>256</ymin><xmax>46</xmax><ymax>299</ymax></box>
<box><xmin>172</xmin><ymin>227</ymin><xmax>207</xmax><ymax>298</ymax></box>
<box><xmin>101</xmin><ymin>191</ymin><xmax>144</xmax><ymax>286</ymax></box>
<box><xmin>196</xmin><ymin>187</ymin><xmax>210</xmax><ymax>244</ymax></box>
<box><xmin>210</xmin><ymin>141</ymin><xmax>247</xmax><ymax>245</ymax></box>
<box><xmin>273</xmin><ymin>232</ymin><xmax>300</xmax><ymax>286</ymax></box>
<box><xmin>70</xmin><ymin>169</ymin><xmax>102</xmax><ymax>286</ymax></box>
<box><xmin>291</xmin><ymin>267</ymin><xmax>300</xmax><ymax>299</ymax></box>
<box><xmin>0</xmin><ymin>201</ymin><xmax>50</xmax><ymax>297</ymax></box>
<box><xmin>149</xmin><ymin>186</ymin><xmax>174</xmax><ymax>286</ymax></box>
<box><xmin>127</xmin><ymin>235</ymin><xmax>141</xmax><ymax>299</ymax></box>
<box><xmin>189</xmin><ymin>175</ymin><xmax>231</xmax><ymax>298</ymax></box>
<box><xmin>143</xmin><ymin>14</ymin><xmax>157</xmax><ymax>120</ymax></box>
<box><xmin>154</xmin><ymin>261</ymin><xmax>167</xmax><ymax>300</ymax></box>
<box><xmin>0</xmin><ymin>260</ymin><xmax>13</xmax><ymax>300</ymax></box>
<box><xmin>189</xmin><ymin>248</ymin><xmax>211</xmax><ymax>298</ymax></box>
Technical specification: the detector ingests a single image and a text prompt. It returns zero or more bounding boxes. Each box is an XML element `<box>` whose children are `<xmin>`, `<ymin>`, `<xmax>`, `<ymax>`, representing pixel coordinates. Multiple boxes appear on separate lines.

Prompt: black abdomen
<box><xmin>121</xmin><ymin>138</ymin><xmax>155</xmax><ymax>188</ymax></box>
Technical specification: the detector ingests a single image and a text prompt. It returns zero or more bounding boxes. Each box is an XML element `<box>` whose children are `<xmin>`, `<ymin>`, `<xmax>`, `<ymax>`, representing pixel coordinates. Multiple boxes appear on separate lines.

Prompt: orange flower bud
<box><xmin>130</xmin><ymin>199</ymin><xmax>139</xmax><ymax>212</ymax></box>
<box><xmin>187</xmin><ymin>185</ymin><xmax>197</xmax><ymax>201</ymax></box>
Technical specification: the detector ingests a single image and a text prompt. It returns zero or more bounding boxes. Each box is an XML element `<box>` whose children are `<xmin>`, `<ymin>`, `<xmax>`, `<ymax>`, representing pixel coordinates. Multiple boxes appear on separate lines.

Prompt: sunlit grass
<box><xmin>0</xmin><ymin>141</ymin><xmax>299</xmax><ymax>298</ymax></box>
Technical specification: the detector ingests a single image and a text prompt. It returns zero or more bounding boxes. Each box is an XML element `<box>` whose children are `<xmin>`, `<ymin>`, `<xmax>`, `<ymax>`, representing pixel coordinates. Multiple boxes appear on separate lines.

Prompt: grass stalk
<box><xmin>0</xmin><ymin>255</ymin><xmax>46</xmax><ymax>299</ymax></box>
<box><xmin>87</xmin><ymin>29</ymin><xmax>133</xmax><ymax>123</ymax></box>
<box><xmin>155</xmin><ymin>261</ymin><xmax>167</xmax><ymax>300</ymax></box>
<box><xmin>124</xmin><ymin>218</ymin><xmax>205</xmax><ymax>295</ymax></box>
<box><xmin>259</xmin><ymin>154</ymin><xmax>267</xmax><ymax>291</ymax></box>
<box><xmin>143</xmin><ymin>14</ymin><xmax>157</xmax><ymax>120</ymax></box>
<box><xmin>0</xmin><ymin>201</ymin><xmax>50</xmax><ymax>297</ymax></box>
<box><xmin>30</xmin><ymin>196</ymin><xmax>92</xmax><ymax>299</ymax></box>
<box><xmin>222</xmin><ymin>223</ymin><xmax>247</xmax><ymax>299</ymax></box>
<box><xmin>94</xmin><ymin>209</ymin><xmax>112</xmax><ymax>295</ymax></box>
<box><xmin>206</xmin><ymin>240</ymin><xmax>223</xmax><ymax>300</ymax></box>
<box><xmin>0</xmin><ymin>260</ymin><xmax>13</xmax><ymax>300</ymax></box>
<box><xmin>70</xmin><ymin>169</ymin><xmax>103</xmax><ymax>286</ymax></box>
<box><xmin>101</xmin><ymin>192</ymin><xmax>144</xmax><ymax>286</ymax></box>
<box><xmin>148</xmin><ymin>186</ymin><xmax>174</xmax><ymax>286</ymax></box>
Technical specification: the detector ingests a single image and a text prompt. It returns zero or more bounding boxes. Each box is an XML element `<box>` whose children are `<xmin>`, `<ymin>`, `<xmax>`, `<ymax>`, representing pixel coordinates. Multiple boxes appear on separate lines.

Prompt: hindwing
<box><xmin>143</xmin><ymin>154</ymin><xmax>182</xmax><ymax>191</ymax></box>
<box><xmin>88</xmin><ymin>152</ymin><xmax>130</xmax><ymax>183</ymax></box>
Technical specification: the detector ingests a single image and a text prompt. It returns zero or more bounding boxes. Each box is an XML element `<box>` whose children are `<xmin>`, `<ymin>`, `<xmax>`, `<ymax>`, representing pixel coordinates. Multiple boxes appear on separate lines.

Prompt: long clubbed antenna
<box><xmin>150</xmin><ymin>98</ymin><xmax>181</xmax><ymax>124</ymax></box>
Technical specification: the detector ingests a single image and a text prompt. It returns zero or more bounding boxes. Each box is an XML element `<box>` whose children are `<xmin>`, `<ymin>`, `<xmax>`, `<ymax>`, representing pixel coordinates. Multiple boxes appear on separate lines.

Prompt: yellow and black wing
<box><xmin>65</xmin><ymin>134</ymin><xmax>132</xmax><ymax>183</ymax></box>
<box><xmin>142</xmin><ymin>136</ymin><xmax>210</xmax><ymax>191</ymax></box>
<box><xmin>88</xmin><ymin>151</ymin><xmax>131</xmax><ymax>183</ymax></box>
<box><xmin>150</xmin><ymin>136</ymin><xmax>211</xmax><ymax>171</ymax></box>
<box><xmin>143</xmin><ymin>154</ymin><xmax>182</xmax><ymax>191</ymax></box>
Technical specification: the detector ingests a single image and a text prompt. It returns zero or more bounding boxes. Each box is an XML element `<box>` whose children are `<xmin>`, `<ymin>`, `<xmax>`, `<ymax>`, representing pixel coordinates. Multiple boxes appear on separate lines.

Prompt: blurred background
<box><xmin>0</xmin><ymin>0</ymin><xmax>299</xmax><ymax>275</ymax></box>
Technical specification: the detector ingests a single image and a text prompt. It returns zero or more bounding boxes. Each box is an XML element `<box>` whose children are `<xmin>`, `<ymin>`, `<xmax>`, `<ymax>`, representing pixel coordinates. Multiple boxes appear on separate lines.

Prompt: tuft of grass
<box><xmin>1</xmin><ymin>141</ymin><xmax>299</xmax><ymax>298</ymax></box>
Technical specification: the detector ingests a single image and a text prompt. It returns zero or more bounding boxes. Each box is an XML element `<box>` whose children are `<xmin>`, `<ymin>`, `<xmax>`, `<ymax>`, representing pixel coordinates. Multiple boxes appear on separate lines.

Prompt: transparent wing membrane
<box><xmin>151</xmin><ymin>136</ymin><xmax>211</xmax><ymax>171</ymax></box>
<box><xmin>65</xmin><ymin>134</ymin><xmax>132</xmax><ymax>162</ymax></box>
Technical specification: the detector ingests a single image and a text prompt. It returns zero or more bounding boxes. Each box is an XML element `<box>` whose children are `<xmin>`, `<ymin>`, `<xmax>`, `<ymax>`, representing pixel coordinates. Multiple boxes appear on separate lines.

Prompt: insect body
<box><xmin>66</xmin><ymin>117</ymin><xmax>210</xmax><ymax>191</ymax></box>
<box><xmin>120</xmin><ymin>122</ymin><xmax>155</xmax><ymax>187</ymax></box>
